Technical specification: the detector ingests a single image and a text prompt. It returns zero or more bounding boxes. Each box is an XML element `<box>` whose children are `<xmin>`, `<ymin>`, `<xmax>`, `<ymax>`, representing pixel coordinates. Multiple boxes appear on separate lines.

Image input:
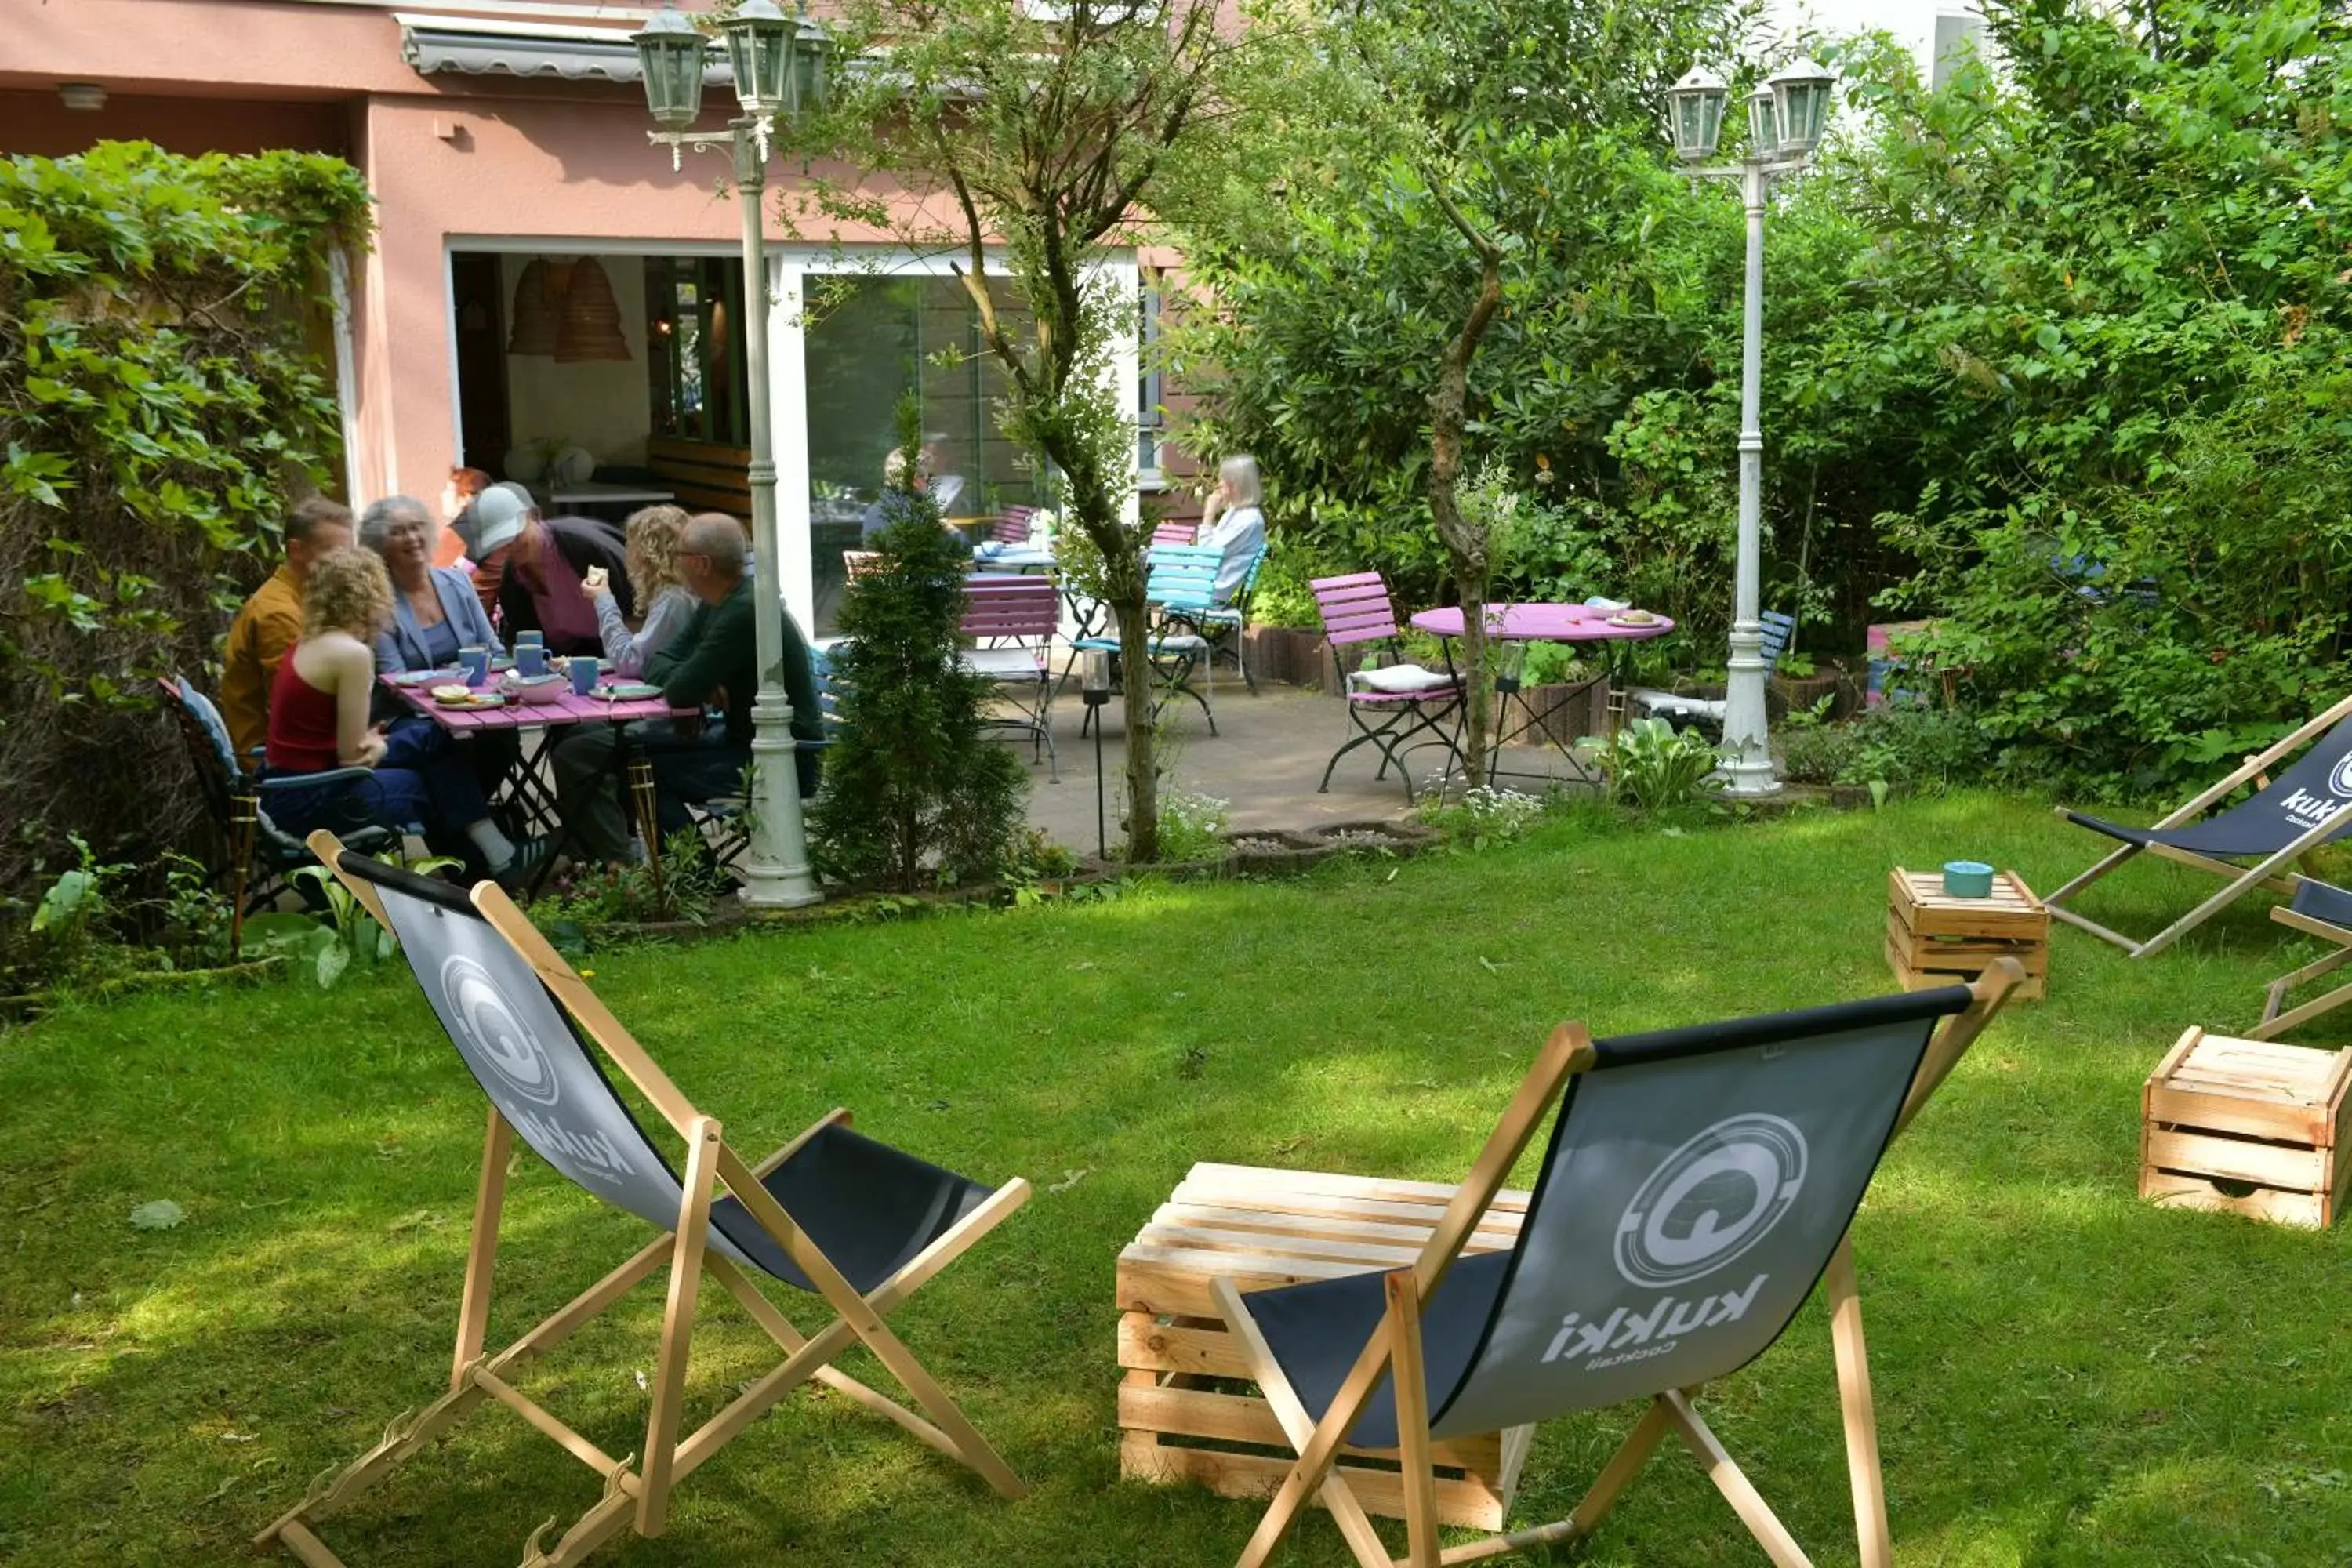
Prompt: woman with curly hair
<box><xmin>584</xmin><ymin>503</ymin><xmax>695</xmax><ymax>677</ymax></box>
<box><xmin>263</xmin><ymin>547</ymin><xmax>545</xmax><ymax>887</ymax></box>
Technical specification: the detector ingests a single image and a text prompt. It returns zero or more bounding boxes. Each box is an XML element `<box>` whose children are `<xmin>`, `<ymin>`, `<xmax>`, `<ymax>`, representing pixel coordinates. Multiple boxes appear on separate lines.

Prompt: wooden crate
<box><xmin>1886</xmin><ymin>867</ymin><xmax>2048</xmax><ymax>1000</ymax></box>
<box><xmin>1116</xmin><ymin>1162</ymin><xmax>1534</xmax><ymax>1530</ymax></box>
<box><xmin>2140</xmin><ymin>1028</ymin><xmax>2352</xmax><ymax>1229</ymax></box>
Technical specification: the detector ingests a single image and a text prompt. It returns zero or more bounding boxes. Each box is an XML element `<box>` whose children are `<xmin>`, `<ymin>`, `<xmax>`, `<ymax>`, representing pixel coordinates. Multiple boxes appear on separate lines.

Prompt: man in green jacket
<box><xmin>552</xmin><ymin>512</ymin><xmax>822</xmax><ymax>864</ymax></box>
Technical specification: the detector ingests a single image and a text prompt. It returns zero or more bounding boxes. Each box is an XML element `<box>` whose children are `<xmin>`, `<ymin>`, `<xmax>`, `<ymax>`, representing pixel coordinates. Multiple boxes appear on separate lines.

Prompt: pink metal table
<box><xmin>381</xmin><ymin>674</ymin><xmax>692</xmax><ymax>871</ymax></box>
<box><xmin>1407</xmin><ymin>603</ymin><xmax>1676</xmax><ymax>783</ymax></box>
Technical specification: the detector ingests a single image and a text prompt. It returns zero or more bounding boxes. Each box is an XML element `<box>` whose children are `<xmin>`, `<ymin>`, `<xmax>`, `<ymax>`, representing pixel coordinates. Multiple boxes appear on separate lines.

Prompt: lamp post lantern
<box><xmin>633</xmin><ymin>3</ymin><xmax>827</xmax><ymax>907</ymax></box>
<box><xmin>1663</xmin><ymin>57</ymin><xmax>1834</xmax><ymax>798</ymax></box>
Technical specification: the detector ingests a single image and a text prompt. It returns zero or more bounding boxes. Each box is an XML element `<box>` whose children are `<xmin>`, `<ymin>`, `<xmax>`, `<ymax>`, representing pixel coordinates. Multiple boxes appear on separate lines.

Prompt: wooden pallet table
<box><xmin>1115</xmin><ymin>1162</ymin><xmax>1534</xmax><ymax>1530</ymax></box>
<box><xmin>1887</xmin><ymin>867</ymin><xmax>2048</xmax><ymax>1000</ymax></box>
<box><xmin>2141</xmin><ymin>1027</ymin><xmax>2352</xmax><ymax>1229</ymax></box>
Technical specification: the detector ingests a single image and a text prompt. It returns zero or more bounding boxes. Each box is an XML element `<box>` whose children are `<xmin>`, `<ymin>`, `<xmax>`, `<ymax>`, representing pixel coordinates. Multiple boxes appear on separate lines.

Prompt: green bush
<box><xmin>1840</xmin><ymin>703</ymin><xmax>1992</xmax><ymax>796</ymax></box>
<box><xmin>1777</xmin><ymin>720</ymin><xmax>1864</xmax><ymax>787</ymax></box>
<box><xmin>0</xmin><ymin>141</ymin><xmax>370</xmax><ymax>949</ymax></box>
<box><xmin>808</xmin><ymin>399</ymin><xmax>1029</xmax><ymax>890</ymax></box>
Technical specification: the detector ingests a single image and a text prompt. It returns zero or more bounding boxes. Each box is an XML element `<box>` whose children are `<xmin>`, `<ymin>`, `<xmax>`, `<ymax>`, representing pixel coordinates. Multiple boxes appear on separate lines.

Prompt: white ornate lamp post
<box><xmin>1663</xmin><ymin>57</ymin><xmax>1833</xmax><ymax>798</ymax></box>
<box><xmin>633</xmin><ymin>2</ymin><xmax>828</xmax><ymax>906</ymax></box>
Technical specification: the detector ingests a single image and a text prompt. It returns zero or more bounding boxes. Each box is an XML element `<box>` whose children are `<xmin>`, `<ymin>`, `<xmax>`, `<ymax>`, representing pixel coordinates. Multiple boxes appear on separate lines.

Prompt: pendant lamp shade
<box><xmin>506</xmin><ymin>259</ymin><xmax>560</xmax><ymax>356</ymax></box>
<box><xmin>553</xmin><ymin>257</ymin><xmax>633</xmax><ymax>363</ymax></box>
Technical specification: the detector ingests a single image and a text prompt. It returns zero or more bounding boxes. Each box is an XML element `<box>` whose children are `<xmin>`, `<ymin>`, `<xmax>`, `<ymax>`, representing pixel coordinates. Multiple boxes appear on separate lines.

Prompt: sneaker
<box><xmin>494</xmin><ymin>836</ymin><xmax>555</xmax><ymax>891</ymax></box>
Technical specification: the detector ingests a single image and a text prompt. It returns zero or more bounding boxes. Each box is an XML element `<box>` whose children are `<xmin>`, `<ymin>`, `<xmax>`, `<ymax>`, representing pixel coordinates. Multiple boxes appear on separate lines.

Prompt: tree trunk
<box><xmin>1111</xmin><ymin>575</ymin><xmax>1160</xmax><ymax>863</ymax></box>
<box><xmin>1428</xmin><ymin>250</ymin><xmax>1504</xmax><ymax>790</ymax></box>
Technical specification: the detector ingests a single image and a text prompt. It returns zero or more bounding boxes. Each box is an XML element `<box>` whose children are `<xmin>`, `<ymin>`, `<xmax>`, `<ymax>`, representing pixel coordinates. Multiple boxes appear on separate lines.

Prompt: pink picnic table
<box><xmin>1408</xmin><ymin>602</ymin><xmax>1676</xmax><ymax>782</ymax></box>
<box><xmin>381</xmin><ymin>674</ymin><xmax>695</xmax><ymax>866</ymax></box>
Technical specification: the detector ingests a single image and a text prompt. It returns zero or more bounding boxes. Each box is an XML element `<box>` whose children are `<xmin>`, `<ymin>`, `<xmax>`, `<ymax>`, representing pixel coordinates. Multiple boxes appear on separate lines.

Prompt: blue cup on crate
<box><xmin>459</xmin><ymin>645</ymin><xmax>491</xmax><ymax>688</ymax></box>
<box><xmin>1942</xmin><ymin>860</ymin><xmax>1995</xmax><ymax>899</ymax></box>
<box><xmin>516</xmin><ymin>643</ymin><xmax>549</xmax><ymax>678</ymax></box>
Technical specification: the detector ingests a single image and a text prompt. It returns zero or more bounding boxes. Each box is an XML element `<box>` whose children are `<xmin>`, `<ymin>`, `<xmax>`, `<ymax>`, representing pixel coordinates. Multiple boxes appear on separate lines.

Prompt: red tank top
<box><xmin>266</xmin><ymin>648</ymin><xmax>343</xmax><ymax>773</ymax></box>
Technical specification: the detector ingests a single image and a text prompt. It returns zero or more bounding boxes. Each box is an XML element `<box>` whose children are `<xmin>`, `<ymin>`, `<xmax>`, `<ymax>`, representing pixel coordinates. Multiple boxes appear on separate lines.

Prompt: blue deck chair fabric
<box><xmin>2048</xmin><ymin>699</ymin><xmax>2352</xmax><ymax>958</ymax></box>
<box><xmin>259</xmin><ymin>846</ymin><xmax>1029</xmax><ymax>1566</ymax></box>
<box><xmin>1210</xmin><ymin>972</ymin><xmax>2021</xmax><ymax>1568</ymax></box>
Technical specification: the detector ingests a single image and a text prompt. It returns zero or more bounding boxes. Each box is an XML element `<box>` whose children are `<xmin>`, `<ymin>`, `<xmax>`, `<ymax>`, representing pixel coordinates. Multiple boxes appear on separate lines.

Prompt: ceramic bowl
<box><xmin>1942</xmin><ymin>860</ymin><xmax>1995</xmax><ymax>899</ymax></box>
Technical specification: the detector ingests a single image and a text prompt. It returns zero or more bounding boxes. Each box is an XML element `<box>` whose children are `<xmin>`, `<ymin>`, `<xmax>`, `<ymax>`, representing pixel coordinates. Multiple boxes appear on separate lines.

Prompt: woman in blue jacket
<box><xmin>361</xmin><ymin>495</ymin><xmax>502</xmax><ymax>673</ymax></box>
<box><xmin>358</xmin><ymin>494</ymin><xmax>519</xmax><ymax>802</ymax></box>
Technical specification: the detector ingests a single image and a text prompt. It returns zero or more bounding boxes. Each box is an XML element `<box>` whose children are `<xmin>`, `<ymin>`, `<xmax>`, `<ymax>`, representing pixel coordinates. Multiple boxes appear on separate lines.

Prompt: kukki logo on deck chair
<box><xmin>2280</xmin><ymin>751</ymin><xmax>2352</xmax><ymax>826</ymax></box>
<box><xmin>1614</xmin><ymin>1113</ymin><xmax>1807</xmax><ymax>1287</ymax></box>
<box><xmin>1538</xmin><ymin>1114</ymin><xmax>1811</xmax><ymax>1371</ymax></box>
<box><xmin>441</xmin><ymin>953</ymin><xmax>563</xmax><ymax>1108</ymax></box>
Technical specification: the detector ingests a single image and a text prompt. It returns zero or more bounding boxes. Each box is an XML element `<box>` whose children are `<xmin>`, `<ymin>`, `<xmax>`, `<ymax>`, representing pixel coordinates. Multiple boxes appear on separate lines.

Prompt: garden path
<box><xmin>1009</xmin><ymin>677</ymin><xmax>1596</xmax><ymax>852</ymax></box>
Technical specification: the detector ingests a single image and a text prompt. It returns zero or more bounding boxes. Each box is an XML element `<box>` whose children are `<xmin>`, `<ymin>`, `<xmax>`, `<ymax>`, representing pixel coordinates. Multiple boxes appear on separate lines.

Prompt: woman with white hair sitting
<box><xmin>1197</xmin><ymin>453</ymin><xmax>1268</xmax><ymax>605</ymax></box>
<box><xmin>358</xmin><ymin>494</ymin><xmax>501</xmax><ymax>674</ymax></box>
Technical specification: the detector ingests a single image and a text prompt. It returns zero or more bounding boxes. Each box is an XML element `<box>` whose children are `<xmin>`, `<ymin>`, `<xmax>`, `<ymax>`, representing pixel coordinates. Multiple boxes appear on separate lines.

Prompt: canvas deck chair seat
<box><xmin>2046</xmin><ymin>691</ymin><xmax>2352</xmax><ymax>959</ymax></box>
<box><xmin>258</xmin><ymin>835</ymin><xmax>1029</xmax><ymax>1568</ymax></box>
<box><xmin>1210</xmin><ymin>966</ymin><xmax>2020</xmax><ymax>1568</ymax></box>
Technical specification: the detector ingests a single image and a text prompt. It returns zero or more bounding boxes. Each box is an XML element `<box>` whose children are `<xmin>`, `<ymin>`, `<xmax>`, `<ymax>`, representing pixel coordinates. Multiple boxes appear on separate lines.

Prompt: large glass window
<box><xmin>803</xmin><ymin>273</ymin><xmax>1040</xmax><ymax>633</ymax></box>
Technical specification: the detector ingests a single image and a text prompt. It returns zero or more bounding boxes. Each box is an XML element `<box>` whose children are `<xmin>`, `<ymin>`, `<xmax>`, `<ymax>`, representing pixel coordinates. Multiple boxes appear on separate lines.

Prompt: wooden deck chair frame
<box><xmin>1210</xmin><ymin>960</ymin><xmax>2022</xmax><ymax>1568</ymax></box>
<box><xmin>256</xmin><ymin>831</ymin><xmax>1030</xmax><ymax>1568</ymax></box>
<box><xmin>2044</xmin><ymin>690</ymin><xmax>2352</xmax><ymax>960</ymax></box>
<box><xmin>2253</xmin><ymin>890</ymin><xmax>2352</xmax><ymax>1040</ymax></box>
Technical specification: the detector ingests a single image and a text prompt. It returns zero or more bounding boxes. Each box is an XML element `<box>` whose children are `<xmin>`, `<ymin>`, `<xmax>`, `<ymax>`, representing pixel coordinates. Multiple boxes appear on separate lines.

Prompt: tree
<box><xmin>793</xmin><ymin>0</ymin><xmax>1276</xmax><ymax>860</ymax></box>
<box><xmin>1181</xmin><ymin>0</ymin><xmax>1744</xmax><ymax>786</ymax></box>
<box><xmin>808</xmin><ymin>399</ymin><xmax>1030</xmax><ymax>888</ymax></box>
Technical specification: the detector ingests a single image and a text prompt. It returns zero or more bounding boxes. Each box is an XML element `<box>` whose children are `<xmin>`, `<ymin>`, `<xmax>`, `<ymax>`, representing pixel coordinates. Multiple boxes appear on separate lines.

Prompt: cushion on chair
<box><xmin>1351</xmin><ymin>663</ymin><xmax>1456</xmax><ymax>696</ymax></box>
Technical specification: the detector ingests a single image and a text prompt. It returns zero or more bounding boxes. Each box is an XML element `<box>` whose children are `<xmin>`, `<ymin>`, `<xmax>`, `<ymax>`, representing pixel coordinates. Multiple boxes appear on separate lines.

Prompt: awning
<box><xmin>395</xmin><ymin>13</ymin><xmax>734</xmax><ymax>85</ymax></box>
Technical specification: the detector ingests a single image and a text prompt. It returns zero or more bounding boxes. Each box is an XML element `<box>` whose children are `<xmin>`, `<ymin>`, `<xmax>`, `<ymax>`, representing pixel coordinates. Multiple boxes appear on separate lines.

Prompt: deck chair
<box><xmin>1210</xmin><ymin>966</ymin><xmax>2021</xmax><ymax>1568</ymax></box>
<box><xmin>1311</xmin><ymin>572</ymin><xmax>1465</xmax><ymax>803</ymax></box>
<box><xmin>962</xmin><ymin>574</ymin><xmax>1059</xmax><ymax>781</ymax></box>
<box><xmin>2252</xmin><ymin>880</ymin><xmax>2352</xmax><ymax>1040</ymax></box>
<box><xmin>1075</xmin><ymin>543</ymin><xmax>1224</xmax><ymax>737</ymax></box>
<box><xmin>2045</xmin><ymin>691</ymin><xmax>2352</xmax><ymax>959</ymax></box>
<box><xmin>258</xmin><ymin>836</ymin><xmax>1029</xmax><ymax>1568</ymax></box>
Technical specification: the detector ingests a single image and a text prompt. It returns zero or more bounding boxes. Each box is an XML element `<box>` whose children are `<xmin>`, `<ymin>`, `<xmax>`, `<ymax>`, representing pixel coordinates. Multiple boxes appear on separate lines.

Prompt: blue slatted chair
<box><xmin>1073</xmin><ymin>543</ymin><xmax>1224</xmax><ymax>736</ymax></box>
<box><xmin>1628</xmin><ymin>610</ymin><xmax>1797</xmax><ymax>731</ymax></box>
<box><xmin>1196</xmin><ymin>543</ymin><xmax>1269</xmax><ymax>693</ymax></box>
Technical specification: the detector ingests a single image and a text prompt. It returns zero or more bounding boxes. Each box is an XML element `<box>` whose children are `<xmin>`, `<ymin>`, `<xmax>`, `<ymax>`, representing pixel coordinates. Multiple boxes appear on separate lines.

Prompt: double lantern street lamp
<box><xmin>631</xmin><ymin>2</ymin><xmax>829</xmax><ymax>907</ymax></box>
<box><xmin>1661</xmin><ymin>58</ymin><xmax>1834</xmax><ymax>798</ymax></box>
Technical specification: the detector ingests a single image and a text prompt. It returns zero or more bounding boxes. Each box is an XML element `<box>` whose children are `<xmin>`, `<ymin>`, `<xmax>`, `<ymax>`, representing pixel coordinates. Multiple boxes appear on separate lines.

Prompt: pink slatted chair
<box><xmin>962</xmin><ymin>575</ymin><xmax>1059</xmax><ymax>780</ymax></box>
<box><xmin>1311</xmin><ymin>572</ymin><xmax>1465</xmax><ymax>801</ymax></box>
<box><xmin>991</xmin><ymin>506</ymin><xmax>1036</xmax><ymax>545</ymax></box>
<box><xmin>1152</xmin><ymin>518</ymin><xmax>1198</xmax><ymax>546</ymax></box>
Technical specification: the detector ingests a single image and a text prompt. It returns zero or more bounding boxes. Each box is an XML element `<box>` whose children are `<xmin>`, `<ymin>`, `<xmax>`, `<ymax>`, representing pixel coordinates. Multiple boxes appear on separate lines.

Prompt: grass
<box><xmin>5</xmin><ymin>793</ymin><xmax>2352</xmax><ymax>1566</ymax></box>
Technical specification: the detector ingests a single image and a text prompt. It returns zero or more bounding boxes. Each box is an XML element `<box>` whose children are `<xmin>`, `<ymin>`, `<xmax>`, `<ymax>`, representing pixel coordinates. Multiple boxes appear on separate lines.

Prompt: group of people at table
<box><xmin>217</xmin><ymin>474</ymin><xmax>819</xmax><ymax>888</ymax></box>
<box><xmin>213</xmin><ymin>448</ymin><xmax>1269</xmax><ymax>888</ymax></box>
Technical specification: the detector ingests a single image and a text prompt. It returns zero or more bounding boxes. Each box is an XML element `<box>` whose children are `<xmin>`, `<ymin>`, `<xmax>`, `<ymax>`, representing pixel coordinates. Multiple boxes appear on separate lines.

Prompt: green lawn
<box><xmin>5</xmin><ymin>794</ymin><xmax>2352</xmax><ymax>1566</ymax></box>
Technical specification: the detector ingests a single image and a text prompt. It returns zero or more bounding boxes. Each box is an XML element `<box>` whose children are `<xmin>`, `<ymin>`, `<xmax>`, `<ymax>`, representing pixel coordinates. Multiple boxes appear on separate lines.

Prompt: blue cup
<box><xmin>1942</xmin><ymin>860</ymin><xmax>1995</xmax><ymax>899</ymax></box>
<box><xmin>516</xmin><ymin>643</ymin><xmax>549</xmax><ymax>678</ymax></box>
<box><xmin>459</xmin><ymin>645</ymin><xmax>490</xmax><ymax>687</ymax></box>
<box><xmin>568</xmin><ymin>655</ymin><xmax>600</xmax><ymax>696</ymax></box>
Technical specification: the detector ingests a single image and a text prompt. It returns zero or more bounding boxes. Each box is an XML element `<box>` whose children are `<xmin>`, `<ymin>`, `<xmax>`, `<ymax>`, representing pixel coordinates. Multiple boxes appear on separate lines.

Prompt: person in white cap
<box><xmin>454</xmin><ymin>482</ymin><xmax>632</xmax><ymax>655</ymax></box>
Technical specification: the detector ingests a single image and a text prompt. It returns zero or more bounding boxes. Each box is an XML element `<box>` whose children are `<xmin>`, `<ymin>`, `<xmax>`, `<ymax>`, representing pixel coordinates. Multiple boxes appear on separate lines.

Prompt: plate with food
<box><xmin>432</xmin><ymin>687</ymin><xmax>506</xmax><ymax>710</ymax></box>
<box><xmin>393</xmin><ymin>667</ymin><xmax>464</xmax><ymax>687</ymax></box>
<box><xmin>1607</xmin><ymin>610</ymin><xmax>1662</xmax><ymax>627</ymax></box>
<box><xmin>597</xmin><ymin>681</ymin><xmax>666</xmax><ymax>702</ymax></box>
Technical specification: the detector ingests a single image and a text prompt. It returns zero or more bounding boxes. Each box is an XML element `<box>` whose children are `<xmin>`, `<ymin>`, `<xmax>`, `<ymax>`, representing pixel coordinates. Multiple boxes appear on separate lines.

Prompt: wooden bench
<box><xmin>1115</xmin><ymin>1162</ymin><xmax>1534</xmax><ymax>1530</ymax></box>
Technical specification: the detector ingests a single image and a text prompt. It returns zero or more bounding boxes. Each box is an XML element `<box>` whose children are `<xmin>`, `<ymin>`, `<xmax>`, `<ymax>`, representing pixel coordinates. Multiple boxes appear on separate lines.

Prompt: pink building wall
<box><xmin>2</xmin><ymin>0</ymin><xmax>914</xmax><ymax>502</ymax></box>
